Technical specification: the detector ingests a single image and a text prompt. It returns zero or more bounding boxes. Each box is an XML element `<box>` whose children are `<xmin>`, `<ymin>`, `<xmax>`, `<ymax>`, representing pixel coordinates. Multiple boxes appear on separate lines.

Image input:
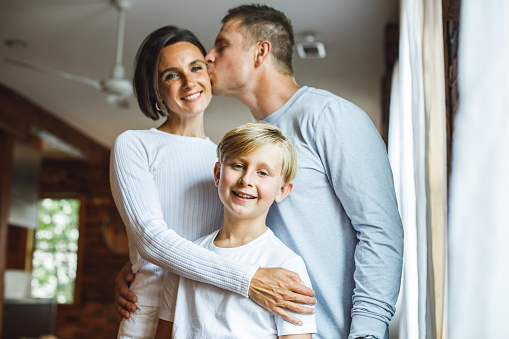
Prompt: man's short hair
<box><xmin>222</xmin><ymin>4</ymin><xmax>295</xmax><ymax>76</ymax></box>
<box><xmin>217</xmin><ymin>122</ymin><xmax>297</xmax><ymax>184</ymax></box>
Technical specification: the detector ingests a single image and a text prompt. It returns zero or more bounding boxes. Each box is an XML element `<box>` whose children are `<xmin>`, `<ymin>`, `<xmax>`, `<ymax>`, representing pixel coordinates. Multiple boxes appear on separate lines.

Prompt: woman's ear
<box><xmin>275</xmin><ymin>182</ymin><xmax>293</xmax><ymax>203</ymax></box>
<box><xmin>254</xmin><ymin>40</ymin><xmax>271</xmax><ymax>67</ymax></box>
<box><xmin>213</xmin><ymin>162</ymin><xmax>221</xmax><ymax>187</ymax></box>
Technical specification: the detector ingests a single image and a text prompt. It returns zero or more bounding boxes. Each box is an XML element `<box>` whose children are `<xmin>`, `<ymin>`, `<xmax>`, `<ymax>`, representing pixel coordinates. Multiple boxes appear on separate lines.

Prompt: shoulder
<box><xmin>285</xmin><ymin>87</ymin><xmax>369</xmax><ymax>129</ymax></box>
<box><xmin>263</xmin><ymin>229</ymin><xmax>304</xmax><ymax>264</ymax></box>
<box><xmin>113</xmin><ymin>129</ymin><xmax>156</xmax><ymax>147</ymax></box>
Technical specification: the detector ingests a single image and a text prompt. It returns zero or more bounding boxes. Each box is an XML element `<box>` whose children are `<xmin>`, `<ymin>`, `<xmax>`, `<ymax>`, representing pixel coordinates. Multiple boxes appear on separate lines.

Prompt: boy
<box><xmin>155</xmin><ymin>122</ymin><xmax>316</xmax><ymax>338</ymax></box>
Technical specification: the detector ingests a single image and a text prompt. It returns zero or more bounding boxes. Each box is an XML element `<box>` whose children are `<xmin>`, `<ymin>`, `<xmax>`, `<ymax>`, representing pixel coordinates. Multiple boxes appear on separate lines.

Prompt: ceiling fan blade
<box><xmin>4</xmin><ymin>57</ymin><xmax>103</xmax><ymax>91</ymax></box>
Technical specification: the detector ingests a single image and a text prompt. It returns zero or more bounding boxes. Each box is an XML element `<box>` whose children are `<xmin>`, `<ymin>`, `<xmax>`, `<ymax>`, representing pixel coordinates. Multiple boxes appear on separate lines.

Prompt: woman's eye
<box><xmin>165</xmin><ymin>73</ymin><xmax>178</xmax><ymax>81</ymax></box>
<box><xmin>191</xmin><ymin>65</ymin><xmax>203</xmax><ymax>72</ymax></box>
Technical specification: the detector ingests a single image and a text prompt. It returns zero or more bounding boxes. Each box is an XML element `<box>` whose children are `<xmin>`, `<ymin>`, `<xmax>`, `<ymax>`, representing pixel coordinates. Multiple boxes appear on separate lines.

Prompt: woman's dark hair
<box><xmin>133</xmin><ymin>25</ymin><xmax>207</xmax><ymax>120</ymax></box>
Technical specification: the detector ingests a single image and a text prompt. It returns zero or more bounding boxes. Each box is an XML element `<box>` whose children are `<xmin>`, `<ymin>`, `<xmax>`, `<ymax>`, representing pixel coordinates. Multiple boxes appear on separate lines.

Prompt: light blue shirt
<box><xmin>263</xmin><ymin>86</ymin><xmax>404</xmax><ymax>339</ymax></box>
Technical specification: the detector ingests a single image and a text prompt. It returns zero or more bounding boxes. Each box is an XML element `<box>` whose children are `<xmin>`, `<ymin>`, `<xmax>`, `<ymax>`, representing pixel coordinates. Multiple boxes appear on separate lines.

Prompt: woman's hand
<box><xmin>115</xmin><ymin>261</ymin><xmax>138</xmax><ymax>320</ymax></box>
<box><xmin>249</xmin><ymin>267</ymin><xmax>316</xmax><ymax>325</ymax></box>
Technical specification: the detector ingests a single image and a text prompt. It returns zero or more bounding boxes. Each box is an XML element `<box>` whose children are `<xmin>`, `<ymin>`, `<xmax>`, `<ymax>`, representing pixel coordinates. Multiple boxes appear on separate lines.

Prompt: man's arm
<box><xmin>318</xmin><ymin>102</ymin><xmax>404</xmax><ymax>338</ymax></box>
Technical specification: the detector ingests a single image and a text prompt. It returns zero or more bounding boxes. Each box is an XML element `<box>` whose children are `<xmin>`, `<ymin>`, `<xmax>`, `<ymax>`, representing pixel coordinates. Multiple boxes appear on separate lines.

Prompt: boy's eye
<box><xmin>233</xmin><ymin>164</ymin><xmax>244</xmax><ymax>170</ymax></box>
<box><xmin>258</xmin><ymin>171</ymin><xmax>268</xmax><ymax>177</ymax></box>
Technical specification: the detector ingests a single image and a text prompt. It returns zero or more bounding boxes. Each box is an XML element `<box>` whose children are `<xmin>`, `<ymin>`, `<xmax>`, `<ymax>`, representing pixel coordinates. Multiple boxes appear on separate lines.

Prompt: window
<box><xmin>31</xmin><ymin>198</ymin><xmax>80</xmax><ymax>304</ymax></box>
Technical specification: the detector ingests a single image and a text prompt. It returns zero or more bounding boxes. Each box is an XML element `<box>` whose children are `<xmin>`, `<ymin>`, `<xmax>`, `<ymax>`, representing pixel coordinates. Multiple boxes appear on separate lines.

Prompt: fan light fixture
<box><xmin>296</xmin><ymin>32</ymin><xmax>326</xmax><ymax>59</ymax></box>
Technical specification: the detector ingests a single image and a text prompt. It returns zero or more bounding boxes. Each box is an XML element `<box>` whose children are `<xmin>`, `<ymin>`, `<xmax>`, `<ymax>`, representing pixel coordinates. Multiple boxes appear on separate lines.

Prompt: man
<box><xmin>117</xmin><ymin>5</ymin><xmax>403</xmax><ymax>339</ymax></box>
<box><xmin>204</xmin><ymin>5</ymin><xmax>403</xmax><ymax>339</ymax></box>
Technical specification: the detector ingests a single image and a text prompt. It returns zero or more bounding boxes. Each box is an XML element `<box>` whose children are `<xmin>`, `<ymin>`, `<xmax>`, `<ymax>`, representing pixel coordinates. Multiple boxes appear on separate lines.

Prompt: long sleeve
<box><xmin>109</xmin><ymin>129</ymin><xmax>258</xmax><ymax>305</ymax></box>
<box><xmin>316</xmin><ymin>101</ymin><xmax>404</xmax><ymax>338</ymax></box>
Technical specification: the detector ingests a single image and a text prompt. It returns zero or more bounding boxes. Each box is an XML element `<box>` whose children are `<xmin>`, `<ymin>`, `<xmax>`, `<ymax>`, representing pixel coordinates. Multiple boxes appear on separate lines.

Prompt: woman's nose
<box><xmin>183</xmin><ymin>75</ymin><xmax>195</xmax><ymax>89</ymax></box>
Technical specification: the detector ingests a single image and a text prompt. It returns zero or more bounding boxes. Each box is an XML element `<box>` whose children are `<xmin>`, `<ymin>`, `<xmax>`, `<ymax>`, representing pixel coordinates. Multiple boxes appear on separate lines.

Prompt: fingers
<box><xmin>248</xmin><ymin>267</ymin><xmax>317</xmax><ymax>323</ymax></box>
<box><xmin>116</xmin><ymin>302</ymin><xmax>132</xmax><ymax>320</ymax></box>
<box><xmin>272</xmin><ymin>307</ymin><xmax>304</xmax><ymax>326</ymax></box>
<box><xmin>121</xmin><ymin>261</ymin><xmax>135</xmax><ymax>282</ymax></box>
<box><xmin>114</xmin><ymin>261</ymin><xmax>137</xmax><ymax>320</ymax></box>
<box><xmin>116</xmin><ymin>293</ymin><xmax>137</xmax><ymax>314</ymax></box>
<box><xmin>280</xmin><ymin>299</ymin><xmax>316</xmax><ymax>315</ymax></box>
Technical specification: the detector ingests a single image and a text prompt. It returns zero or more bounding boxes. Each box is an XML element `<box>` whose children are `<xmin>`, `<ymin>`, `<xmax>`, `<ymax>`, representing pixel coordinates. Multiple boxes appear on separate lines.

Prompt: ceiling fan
<box><xmin>5</xmin><ymin>0</ymin><xmax>135</xmax><ymax>109</ymax></box>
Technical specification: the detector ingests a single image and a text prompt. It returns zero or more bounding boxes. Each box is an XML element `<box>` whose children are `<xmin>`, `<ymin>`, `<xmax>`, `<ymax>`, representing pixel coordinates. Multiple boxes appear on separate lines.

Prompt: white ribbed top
<box><xmin>110</xmin><ymin>128</ymin><xmax>258</xmax><ymax>306</ymax></box>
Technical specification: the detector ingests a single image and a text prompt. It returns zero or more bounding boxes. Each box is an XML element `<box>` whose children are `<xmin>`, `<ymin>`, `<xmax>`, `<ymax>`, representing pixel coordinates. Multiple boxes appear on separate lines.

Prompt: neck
<box><xmin>158</xmin><ymin>114</ymin><xmax>206</xmax><ymax>138</ymax></box>
<box><xmin>237</xmin><ymin>73</ymin><xmax>300</xmax><ymax>121</ymax></box>
<box><xmin>214</xmin><ymin>211</ymin><xmax>268</xmax><ymax>248</ymax></box>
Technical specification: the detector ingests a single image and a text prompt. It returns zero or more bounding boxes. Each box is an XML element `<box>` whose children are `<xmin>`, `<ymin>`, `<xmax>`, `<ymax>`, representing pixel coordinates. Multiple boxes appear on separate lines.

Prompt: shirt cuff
<box><xmin>240</xmin><ymin>264</ymin><xmax>261</xmax><ymax>298</ymax></box>
<box><xmin>348</xmin><ymin>314</ymin><xmax>388</xmax><ymax>339</ymax></box>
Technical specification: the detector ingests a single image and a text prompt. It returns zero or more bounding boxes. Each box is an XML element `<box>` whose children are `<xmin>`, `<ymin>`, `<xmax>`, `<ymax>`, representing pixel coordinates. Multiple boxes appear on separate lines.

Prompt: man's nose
<box><xmin>205</xmin><ymin>50</ymin><xmax>214</xmax><ymax>64</ymax></box>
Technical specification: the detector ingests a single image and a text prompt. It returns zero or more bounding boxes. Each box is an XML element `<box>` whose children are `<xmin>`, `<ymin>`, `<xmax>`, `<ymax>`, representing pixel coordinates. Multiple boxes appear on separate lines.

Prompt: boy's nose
<box><xmin>238</xmin><ymin>171</ymin><xmax>253</xmax><ymax>186</ymax></box>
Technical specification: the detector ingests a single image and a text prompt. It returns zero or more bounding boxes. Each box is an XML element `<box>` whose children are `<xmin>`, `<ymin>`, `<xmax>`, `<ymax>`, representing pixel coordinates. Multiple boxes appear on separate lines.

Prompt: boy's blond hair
<box><xmin>217</xmin><ymin>122</ymin><xmax>297</xmax><ymax>184</ymax></box>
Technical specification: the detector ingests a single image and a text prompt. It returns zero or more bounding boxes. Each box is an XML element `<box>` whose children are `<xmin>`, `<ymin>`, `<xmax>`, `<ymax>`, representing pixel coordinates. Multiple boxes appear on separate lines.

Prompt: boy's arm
<box><xmin>279</xmin><ymin>334</ymin><xmax>312</xmax><ymax>339</ymax></box>
<box><xmin>154</xmin><ymin>319</ymin><xmax>173</xmax><ymax>339</ymax></box>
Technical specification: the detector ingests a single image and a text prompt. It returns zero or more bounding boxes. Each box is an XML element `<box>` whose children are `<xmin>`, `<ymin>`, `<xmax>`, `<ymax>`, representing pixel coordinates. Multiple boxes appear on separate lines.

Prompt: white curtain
<box><xmin>448</xmin><ymin>0</ymin><xmax>509</xmax><ymax>338</ymax></box>
<box><xmin>388</xmin><ymin>0</ymin><xmax>447</xmax><ymax>338</ymax></box>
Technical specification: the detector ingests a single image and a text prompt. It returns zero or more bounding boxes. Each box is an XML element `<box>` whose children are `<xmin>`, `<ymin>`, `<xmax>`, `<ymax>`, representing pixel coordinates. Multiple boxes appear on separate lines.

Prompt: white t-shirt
<box><xmin>160</xmin><ymin>228</ymin><xmax>317</xmax><ymax>338</ymax></box>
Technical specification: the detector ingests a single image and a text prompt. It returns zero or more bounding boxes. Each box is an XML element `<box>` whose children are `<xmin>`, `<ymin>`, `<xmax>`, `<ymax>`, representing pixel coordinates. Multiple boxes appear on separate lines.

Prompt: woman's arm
<box><xmin>111</xmin><ymin>132</ymin><xmax>316</xmax><ymax>323</ymax></box>
<box><xmin>110</xmin><ymin>132</ymin><xmax>257</xmax><ymax>294</ymax></box>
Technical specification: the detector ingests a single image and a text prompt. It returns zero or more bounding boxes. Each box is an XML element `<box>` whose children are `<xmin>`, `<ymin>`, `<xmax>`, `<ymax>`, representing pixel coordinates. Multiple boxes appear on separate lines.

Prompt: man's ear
<box><xmin>254</xmin><ymin>40</ymin><xmax>271</xmax><ymax>67</ymax></box>
<box><xmin>214</xmin><ymin>162</ymin><xmax>221</xmax><ymax>187</ymax></box>
<box><xmin>275</xmin><ymin>182</ymin><xmax>293</xmax><ymax>203</ymax></box>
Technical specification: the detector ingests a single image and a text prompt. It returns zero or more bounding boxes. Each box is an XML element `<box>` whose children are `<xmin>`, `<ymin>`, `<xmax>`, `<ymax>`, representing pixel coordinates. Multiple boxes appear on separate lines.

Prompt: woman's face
<box><xmin>157</xmin><ymin>41</ymin><xmax>211</xmax><ymax>120</ymax></box>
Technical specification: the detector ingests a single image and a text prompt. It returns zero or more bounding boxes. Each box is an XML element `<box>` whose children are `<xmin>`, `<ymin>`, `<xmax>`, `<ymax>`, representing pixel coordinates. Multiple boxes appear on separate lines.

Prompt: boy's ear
<box><xmin>213</xmin><ymin>162</ymin><xmax>221</xmax><ymax>187</ymax></box>
<box><xmin>275</xmin><ymin>182</ymin><xmax>293</xmax><ymax>203</ymax></box>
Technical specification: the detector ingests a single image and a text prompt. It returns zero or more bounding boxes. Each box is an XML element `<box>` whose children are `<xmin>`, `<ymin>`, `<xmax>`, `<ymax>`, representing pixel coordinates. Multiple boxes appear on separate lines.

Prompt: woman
<box><xmin>111</xmin><ymin>26</ymin><xmax>259</xmax><ymax>338</ymax></box>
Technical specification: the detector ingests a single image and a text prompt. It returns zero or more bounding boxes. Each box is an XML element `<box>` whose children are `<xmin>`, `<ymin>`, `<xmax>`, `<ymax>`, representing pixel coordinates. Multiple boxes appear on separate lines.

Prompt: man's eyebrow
<box><xmin>214</xmin><ymin>37</ymin><xmax>226</xmax><ymax>45</ymax></box>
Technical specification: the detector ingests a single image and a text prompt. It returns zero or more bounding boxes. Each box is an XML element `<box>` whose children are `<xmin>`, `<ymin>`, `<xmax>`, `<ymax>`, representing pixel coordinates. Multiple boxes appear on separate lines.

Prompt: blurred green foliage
<box><xmin>32</xmin><ymin>198</ymin><xmax>80</xmax><ymax>304</ymax></box>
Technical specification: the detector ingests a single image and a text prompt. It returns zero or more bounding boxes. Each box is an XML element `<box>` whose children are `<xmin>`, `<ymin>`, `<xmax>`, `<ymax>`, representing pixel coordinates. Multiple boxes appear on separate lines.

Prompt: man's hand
<box><xmin>249</xmin><ymin>267</ymin><xmax>316</xmax><ymax>325</ymax></box>
<box><xmin>115</xmin><ymin>261</ymin><xmax>138</xmax><ymax>321</ymax></box>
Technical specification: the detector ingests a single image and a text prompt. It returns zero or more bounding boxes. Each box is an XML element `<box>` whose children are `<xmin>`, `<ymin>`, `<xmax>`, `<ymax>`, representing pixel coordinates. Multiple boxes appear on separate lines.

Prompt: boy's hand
<box><xmin>248</xmin><ymin>267</ymin><xmax>316</xmax><ymax>325</ymax></box>
<box><xmin>115</xmin><ymin>261</ymin><xmax>138</xmax><ymax>320</ymax></box>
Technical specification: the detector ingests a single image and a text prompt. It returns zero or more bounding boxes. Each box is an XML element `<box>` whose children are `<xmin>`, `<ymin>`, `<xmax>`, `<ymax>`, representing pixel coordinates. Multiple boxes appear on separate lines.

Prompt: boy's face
<box><xmin>214</xmin><ymin>145</ymin><xmax>292</xmax><ymax>221</ymax></box>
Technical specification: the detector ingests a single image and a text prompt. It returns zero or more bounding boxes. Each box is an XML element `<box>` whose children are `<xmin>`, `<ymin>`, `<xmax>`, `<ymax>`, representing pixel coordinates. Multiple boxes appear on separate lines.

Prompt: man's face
<box><xmin>205</xmin><ymin>19</ymin><xmax>255</xmax><ymax>97</ymax></box>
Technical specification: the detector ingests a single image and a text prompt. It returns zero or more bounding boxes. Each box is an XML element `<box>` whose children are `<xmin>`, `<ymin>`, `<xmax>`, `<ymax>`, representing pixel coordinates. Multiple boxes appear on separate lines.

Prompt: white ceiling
<box><xmin>0</xmin><ymin>0</ymin><xmax>399</xmax><ymax>150</ymax></box>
